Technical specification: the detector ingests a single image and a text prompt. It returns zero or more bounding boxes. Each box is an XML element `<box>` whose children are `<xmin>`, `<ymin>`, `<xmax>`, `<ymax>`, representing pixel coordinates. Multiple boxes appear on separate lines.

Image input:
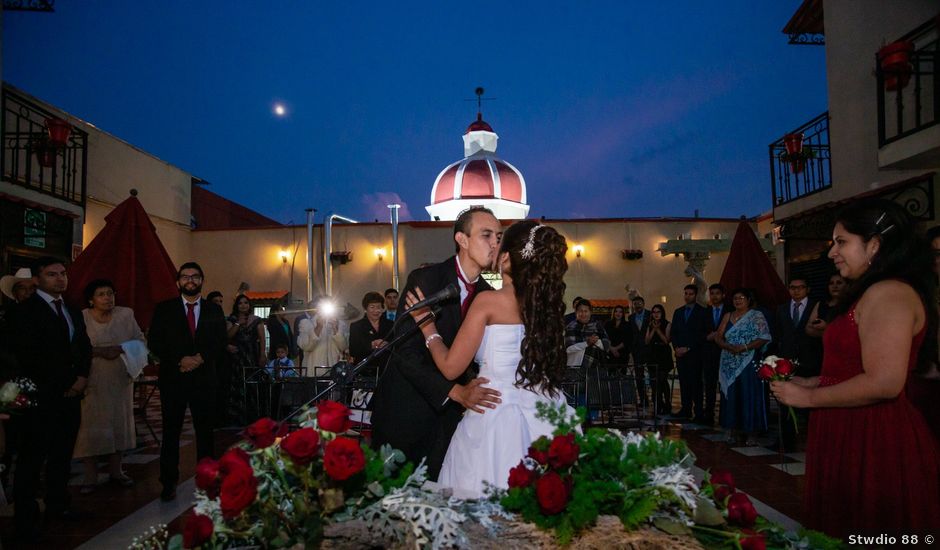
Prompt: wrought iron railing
<box><xmin>769</xmin><ymin>111</ymin><xmax>831</xmax><ymax>207</ymax></box>
<box><xmin>1</xmin><ymin>87</ymin><xmax>87</xmax><ymax>208</ymax></box>
<box><xmin>876</xmin><ymin>19</ymin><xmax>938</xmax><ymax>147</ymax></box>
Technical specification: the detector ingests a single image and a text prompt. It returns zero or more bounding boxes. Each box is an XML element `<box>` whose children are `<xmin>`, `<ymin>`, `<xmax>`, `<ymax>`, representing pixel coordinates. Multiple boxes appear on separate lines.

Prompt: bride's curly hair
<box><xmin>500</xmin><ymin>220</ymin><xmax>569</xmax><ymax>396</ymax></box>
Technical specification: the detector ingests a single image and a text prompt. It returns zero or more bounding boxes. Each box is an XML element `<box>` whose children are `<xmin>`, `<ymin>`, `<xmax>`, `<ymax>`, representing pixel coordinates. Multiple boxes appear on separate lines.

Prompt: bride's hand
<box><xmin>404</xmin><ymin>288</ymin><xmax>433</xmax><ymax>322</ymax></box>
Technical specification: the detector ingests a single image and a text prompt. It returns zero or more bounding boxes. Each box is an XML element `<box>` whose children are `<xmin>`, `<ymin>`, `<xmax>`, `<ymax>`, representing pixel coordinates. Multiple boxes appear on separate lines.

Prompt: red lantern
<box><xmin>45</xmin><ymin>118</ymin><xmax>72</xmax><ymax>147</ymax></box>
<box><xmin>878</xmin><ymin>41</ymin><xmax>914</xmax><ymax>91</ymax></box>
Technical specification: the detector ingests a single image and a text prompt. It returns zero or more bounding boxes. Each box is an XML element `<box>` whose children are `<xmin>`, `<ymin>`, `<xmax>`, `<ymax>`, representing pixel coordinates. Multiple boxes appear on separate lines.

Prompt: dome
<box><xmin>426</xmin><ymin>116</ymin><xmax>530</xmax><ymax>221</ymax></box>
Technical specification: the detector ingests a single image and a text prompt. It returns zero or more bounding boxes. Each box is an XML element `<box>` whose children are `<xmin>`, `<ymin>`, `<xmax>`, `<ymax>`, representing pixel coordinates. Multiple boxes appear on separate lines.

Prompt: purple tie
<box><xmin>53</xmin><ymin>299</ymin><xmax>69</xmax><ymax>336</ymax></box>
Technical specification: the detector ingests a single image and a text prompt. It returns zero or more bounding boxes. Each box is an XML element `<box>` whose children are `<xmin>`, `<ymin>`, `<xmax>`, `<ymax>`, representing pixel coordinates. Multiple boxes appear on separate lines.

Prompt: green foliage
<box><xmin>618</xmin><ymin>490</ymin><xmax>657</xmax><ymax>530</ymax></box>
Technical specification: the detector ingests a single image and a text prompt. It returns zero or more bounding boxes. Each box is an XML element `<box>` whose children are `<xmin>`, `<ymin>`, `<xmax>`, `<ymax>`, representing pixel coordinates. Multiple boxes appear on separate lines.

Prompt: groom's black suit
<box><xmin>370</xmin><ymin>256</ymin><xmax>491</xmax><ymax>480</ymax></box>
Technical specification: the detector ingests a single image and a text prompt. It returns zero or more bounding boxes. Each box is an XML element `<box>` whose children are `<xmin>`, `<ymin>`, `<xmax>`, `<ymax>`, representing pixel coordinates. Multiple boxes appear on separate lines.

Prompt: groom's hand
<box><xmin>448</xmin><ymin>378</ymin><xmax>501</xmax><ymax>413</ymax></box>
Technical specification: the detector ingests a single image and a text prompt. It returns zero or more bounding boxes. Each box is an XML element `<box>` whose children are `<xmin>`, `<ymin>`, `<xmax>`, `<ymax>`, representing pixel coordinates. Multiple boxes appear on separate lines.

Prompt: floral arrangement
<box><xmin>0</xmin><ymin>377</ymin><xmax>36</xmax><ymax>414</ymax></box>
<box><xmin>758</xmin><ymin>355</ymin><xmax>799</xmax><ymax>434</ymax></box>
<box><xmin>499</xmin><ymin>403</ymin><xmax>840</xmax><ymax>549</ymax></box>
<box><xmin>172</xmin><ymin>400</ymin><xmax>415</xmax><ymax>549</ymax></box>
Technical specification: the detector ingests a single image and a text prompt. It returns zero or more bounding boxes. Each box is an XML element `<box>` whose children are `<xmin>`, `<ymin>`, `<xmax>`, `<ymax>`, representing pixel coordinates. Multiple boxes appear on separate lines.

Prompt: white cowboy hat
<box><xmin>0</xmin><ymin>268</ymin><xmax>33</xmax><ymax>300</ymax></box>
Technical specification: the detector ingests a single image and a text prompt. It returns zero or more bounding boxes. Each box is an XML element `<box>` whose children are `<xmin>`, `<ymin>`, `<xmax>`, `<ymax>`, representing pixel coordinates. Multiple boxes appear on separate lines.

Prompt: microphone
<box><xmin>402</xmin><ymin>283</ymin><xmax>460</xmax><ymax>314</ymax></box>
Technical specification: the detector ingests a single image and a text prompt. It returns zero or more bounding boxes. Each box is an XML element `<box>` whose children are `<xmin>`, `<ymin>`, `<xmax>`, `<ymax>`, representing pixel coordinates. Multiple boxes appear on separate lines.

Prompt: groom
<box><xmin>371</xmin><ymin>206</ymin><xmax>503</xmax><ymax>480</ymax></box>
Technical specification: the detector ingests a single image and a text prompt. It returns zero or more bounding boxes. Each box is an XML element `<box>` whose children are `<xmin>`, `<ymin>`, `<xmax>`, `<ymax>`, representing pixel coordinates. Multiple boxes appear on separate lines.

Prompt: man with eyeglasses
<box><xmin>773</xmin><ymin>277</ymin><xmax>821</xmax><ymax>451</ymax></box>
<box><xmin>148</xmin><ymin>262</ymin><xmax>227</xmax><ymax>501</ymax></box>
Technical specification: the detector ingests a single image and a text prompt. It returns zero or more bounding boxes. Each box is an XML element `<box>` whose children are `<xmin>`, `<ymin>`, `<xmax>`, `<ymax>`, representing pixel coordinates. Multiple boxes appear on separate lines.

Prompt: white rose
<box><xmin>0</xmin><ymin>381</ymin><xmax>20</xmax><ymax>403</ymax></box>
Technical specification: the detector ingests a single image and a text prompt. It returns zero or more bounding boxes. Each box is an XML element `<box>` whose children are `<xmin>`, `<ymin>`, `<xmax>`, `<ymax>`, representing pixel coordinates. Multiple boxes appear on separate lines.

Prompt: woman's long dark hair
<box><xmin>501</xmin><ymin>220</ymin><xmax>569</xmax><ymax>396</ymax></box>
<box><xmin>832</xmin><ymin>200</ymin><xmax>935</xmax><ymax>317</ymax></box>
<box><xmin>831</xmin><ymin>200</ymin><xmax>937</xmax><ymax>373</ymax></box>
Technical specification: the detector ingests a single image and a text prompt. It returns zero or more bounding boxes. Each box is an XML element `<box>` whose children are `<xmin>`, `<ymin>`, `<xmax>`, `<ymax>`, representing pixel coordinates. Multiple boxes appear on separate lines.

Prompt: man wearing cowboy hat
<box><xmin>0</xmin><ymin>267</ymin><xmax>36</xmax><ymax>304</ymax></box>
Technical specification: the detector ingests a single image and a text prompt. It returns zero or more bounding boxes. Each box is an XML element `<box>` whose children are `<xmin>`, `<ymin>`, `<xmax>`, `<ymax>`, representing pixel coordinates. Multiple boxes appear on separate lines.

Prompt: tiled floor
<box><xmin>0</xmin><ymin>385</ymin><xmax>810</xmax><ymax>548</ymax></box>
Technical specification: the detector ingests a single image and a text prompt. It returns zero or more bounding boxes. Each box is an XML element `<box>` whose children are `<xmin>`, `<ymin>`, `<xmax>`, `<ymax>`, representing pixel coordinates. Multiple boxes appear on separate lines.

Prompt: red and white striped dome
<box><xmin>426</xmin><ymin>115</ymin><xmax>529</xmax><ymax>221</ymax></box>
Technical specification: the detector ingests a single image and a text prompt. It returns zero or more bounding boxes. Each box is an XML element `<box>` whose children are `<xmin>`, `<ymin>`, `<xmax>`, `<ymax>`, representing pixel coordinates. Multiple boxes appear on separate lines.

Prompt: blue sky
<box><xmin>4</xmin><ymin>1</ymin><xmax>827</xmax><ymax>223</ymax></box>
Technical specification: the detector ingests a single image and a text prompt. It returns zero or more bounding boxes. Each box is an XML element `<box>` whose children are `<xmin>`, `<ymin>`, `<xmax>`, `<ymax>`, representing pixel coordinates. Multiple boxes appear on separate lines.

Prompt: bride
<box><xmin>405</xmin><ymin>220</ymin><xmax>574</xmax><ymax>498</ymax></box>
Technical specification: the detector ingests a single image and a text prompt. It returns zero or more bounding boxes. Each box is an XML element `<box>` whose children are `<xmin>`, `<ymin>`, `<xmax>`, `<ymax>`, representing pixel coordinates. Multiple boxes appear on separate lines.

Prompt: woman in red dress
<box><xmin>772</xmin><ymin>199</ymin><xmax>940</xmax><ymax>539</ymax></box>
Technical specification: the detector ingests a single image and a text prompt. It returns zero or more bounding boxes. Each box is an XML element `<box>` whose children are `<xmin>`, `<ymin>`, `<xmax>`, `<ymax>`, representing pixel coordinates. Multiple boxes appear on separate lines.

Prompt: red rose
<box><xmin>280</xmin><ymin>427</ymin><xmax>321</xmax><ymax>466</ymax></box>
<box><xmin>323</xmin><ymin>437</ymin><xmax>365</xmax><ymax>481</ymax></box>
<box><xmin>219</xmin><ymin>465</ymin><xmax>258</xmax><ymax>519</ymax></box>
<box><xmin>535</xmin><ymin>471</ymin><xmax>571</xmax><ymax>515</ymax></box>
<box><xmin>527</xmin><ymin>439</ymin><xmax>549</xmax><ymax>465</ymax></box>
<box><xmin>756</xmin><ymin>364</ymin><xmax>775</xmax><ymax>381</ymax></box>
<box><xmin>219</xmin><ymin>448</ymin><xmax>252</xmax><ymax>476</ymax></box>
<box><xmin>12</xmin><ymin>394</ymin><xmax>29</xmax><ymax>408</ymax></box>
<box><xmin>244</xmin><ymin>417</ymin><xmax>280</xmax><ymax>448</ymax></box>
<box><xmin>774</xmin><ymin>358</ymin><xmax>794</xmax><ymax>377</ymax></box>
<box><xmin>547</xmin><ymin>433</ymin><xmax>579</xmax><ymax>469</ymax></box>
<box><xmin>195</xmin><ymin>457</ymin><xmax>221</xmax><ymax>498</ymax></box>
<box><xmin>507</xmin><ymin>460</ymin><xmax>537</xmax><ymax>488</ymax></box>
<box><xmin>708</xmin><ymin>470</ymin><xmax>736</xmax><ymax>502</ymax></box>
<box><xmin>317</xmin><ymin>400</ymin><xmax>353</xmax><ymax>433</ymax></box>
<box><xmin>727</xmin><ymin>492</ymin><xmax>758</xmax><ymax>527</ymax></box>
<box><xmin>182</xmin><ymin>513</ymin><xmax>214</xmax><ymax>548</ymax></box>
<box><xmin>740</xmin><ymin>529</ymin><xmax>766</xmax><ymax>550</ymax></box>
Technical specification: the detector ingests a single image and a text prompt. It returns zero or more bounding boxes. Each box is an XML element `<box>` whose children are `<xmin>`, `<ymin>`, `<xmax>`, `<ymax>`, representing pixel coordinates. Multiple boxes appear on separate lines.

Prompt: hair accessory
<box><xmin>520</xmin><ymin>224</ymin><xmax>546</xmax><ymax>259</ymax></box>
<box><xmin>874</xmin><ymin>211</ymin><xmax>896</xmax><ymax>236</ymax></box>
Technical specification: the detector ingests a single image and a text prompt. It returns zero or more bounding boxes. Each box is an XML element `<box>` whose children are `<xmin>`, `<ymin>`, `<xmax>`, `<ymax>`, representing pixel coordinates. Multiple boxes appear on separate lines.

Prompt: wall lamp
<box><xmin>278</xmin><ymin>250</ymin><xmax>289</xmax><ymax>264</ymax></box>
<box><xmin>572</xmin><ymin>244</ymin><xmax>585</xmax><ymax>258</ymax></box>
<box><xmin>374</xmin><ymin>247</ymin><xmax>386</xmax><ymax>261</ymax></box>
<box><xmin>330</xmin><ymin>251</ymin><xmax>353</xmax><ymax>265</ymax></box>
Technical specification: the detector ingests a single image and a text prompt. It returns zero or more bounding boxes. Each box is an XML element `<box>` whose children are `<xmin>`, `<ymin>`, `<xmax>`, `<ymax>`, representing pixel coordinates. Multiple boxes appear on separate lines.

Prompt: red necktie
<box><xmin>186</xmin><ymin>302</ymin><xmax>197</xmax><ymax>337</ymax></box>
<box><xmin>456</xmin><ymin>266</ymin><xmax>476</xmax><ymax>318</ymax></box>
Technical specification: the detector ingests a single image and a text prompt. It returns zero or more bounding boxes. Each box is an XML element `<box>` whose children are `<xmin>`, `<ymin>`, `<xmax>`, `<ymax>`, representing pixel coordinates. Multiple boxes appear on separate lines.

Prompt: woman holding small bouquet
<box><xmin>771</xmin><ymin>200</ymin><xmax>940</xmax><ymax>537</ymax></box>
<box><xmin>716</xmin><ymin>288</ymin><xmax>771</xmax><ymax>446</ymax></box>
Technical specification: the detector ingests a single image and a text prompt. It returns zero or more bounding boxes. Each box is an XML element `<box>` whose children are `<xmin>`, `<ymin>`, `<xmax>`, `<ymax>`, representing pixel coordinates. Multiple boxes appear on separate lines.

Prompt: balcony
<box><xmin>1</xmin><ymin>86</ymin><xmax>88</xmax><ymax>208</ymax></box>
<box><xmin>876</xmin><ymin>19</ymin><xmax>938</xmax><ymax>169</ymax></box>
<box><xmin>769</xmin><ymin>111</ymin><xmax>832</xmax><ymax>207</ymax></box>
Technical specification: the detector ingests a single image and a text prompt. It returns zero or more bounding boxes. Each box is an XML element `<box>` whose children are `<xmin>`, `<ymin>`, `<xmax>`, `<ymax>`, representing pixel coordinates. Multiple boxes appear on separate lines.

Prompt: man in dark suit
<box><xmin>774</xmin><ymin>277</ymin><xmax>820</xmax><ymax>451</ymax></box>
<box><xmin>702</xmin><ymin>283</ymin><xmax>728</xmax><ymax>425</ymax></box>
<box><xmin>148</xmin><ymin>261</ymin><xmax>227</xmax><ymax>501</ymax></box>
<box><xmin>9</xmin><ymin>257</ymin><xmax>92</xmax><ymax>541</ymax></box>
<box><xmin>670</xmin><ymin>284</ymin><xmax>709</xmax><ymax>420</ymax></box>
<box><xmin>371</xmin><ymin>207</ymin><xmax>503</xmax><ymax>481</ymax></box>
<box><xmin>628</xmin><ymin>296</ymin><xmax>652</xmax><ymax>407</ymax></box>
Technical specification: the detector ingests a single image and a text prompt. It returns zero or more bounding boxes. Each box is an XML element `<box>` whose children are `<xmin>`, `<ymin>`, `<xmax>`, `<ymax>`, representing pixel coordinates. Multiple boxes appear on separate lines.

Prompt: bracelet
<box><xmin>425</xmin><ymin>333</ymin><xmax>442</xmax><ymax>348</ymax></box>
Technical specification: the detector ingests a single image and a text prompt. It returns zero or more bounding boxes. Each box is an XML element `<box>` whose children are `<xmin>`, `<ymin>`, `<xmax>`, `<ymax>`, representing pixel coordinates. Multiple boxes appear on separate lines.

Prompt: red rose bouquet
<box><xmin>168</xmin><ymin>400</ymin><xmax>413</xmax><ymax>549</ymax></box>
<box><xmin>757</xmin><ymin>355</ymin><xmax>800</xmax><ymax>434</ymax></box>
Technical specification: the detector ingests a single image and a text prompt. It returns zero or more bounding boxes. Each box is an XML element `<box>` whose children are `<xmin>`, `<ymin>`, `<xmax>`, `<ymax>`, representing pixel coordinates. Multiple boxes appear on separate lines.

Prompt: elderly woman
<box><xmin>348</xmin><ymin>291</ymin><xmax>393</xmax><ymax>366</ymax></box>
<box><xmin>74</xmin><ymin>279</ymin><xmax>145</xmax><ymax>494</ymax></box>
<box><xmin>716</xmin><ymin>287</ymin><xmax>771</xmax><ymax>446</ymax></box>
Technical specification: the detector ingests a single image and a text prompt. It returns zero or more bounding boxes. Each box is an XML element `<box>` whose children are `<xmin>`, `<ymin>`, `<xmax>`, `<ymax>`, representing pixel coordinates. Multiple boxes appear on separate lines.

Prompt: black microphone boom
<box><xmin>402</xmin><ymin>283</ymin><xmax>460</xmax><ymax>314</ymax></box>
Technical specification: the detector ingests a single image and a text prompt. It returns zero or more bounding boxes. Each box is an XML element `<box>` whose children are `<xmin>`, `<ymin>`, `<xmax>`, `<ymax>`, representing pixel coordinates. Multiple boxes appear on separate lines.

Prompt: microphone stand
<box><xmin>283</xmin><ymin>307</ymin><xmax>440</xmax><ymax>423</ymax></box>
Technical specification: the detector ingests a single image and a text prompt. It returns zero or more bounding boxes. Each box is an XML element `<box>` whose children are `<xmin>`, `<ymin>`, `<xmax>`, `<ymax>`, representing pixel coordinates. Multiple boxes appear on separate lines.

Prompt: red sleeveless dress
<box><xmin>804</xmin><ymin>305</ymin><xmax>940</xmax><ymax>538</ymax></box>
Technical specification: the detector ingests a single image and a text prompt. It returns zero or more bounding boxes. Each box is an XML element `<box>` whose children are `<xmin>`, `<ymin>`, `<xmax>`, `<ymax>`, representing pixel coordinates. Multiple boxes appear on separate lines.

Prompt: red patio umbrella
<box><xmin>719</xmin><ymin>220</ymin><xmax>790</xmax><ymax>311</ymax></box>
<box><xmin>65</xmin><ymin>192</ymin><xmax>179</xmax><ymax>330</ymax></box>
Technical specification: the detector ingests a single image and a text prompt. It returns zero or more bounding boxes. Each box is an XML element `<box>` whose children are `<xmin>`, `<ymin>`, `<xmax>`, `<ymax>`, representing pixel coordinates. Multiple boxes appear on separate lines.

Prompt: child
<box><xmin>266</xmin><ymin>345</ymin><xmax>297</xmax><ymax>378</ymax></box>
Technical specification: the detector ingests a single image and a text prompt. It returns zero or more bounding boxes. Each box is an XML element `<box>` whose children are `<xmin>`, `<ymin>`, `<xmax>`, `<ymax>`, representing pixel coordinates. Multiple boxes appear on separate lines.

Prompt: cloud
<box><xmin>627</xmin><ymin>132</ymin><xmax>696</xmax><ymax>165</ymax></box>
<box><xmin>360</xmin><ymin>192</ymin><xmax>413</xmax><ymax>221</ymax></box>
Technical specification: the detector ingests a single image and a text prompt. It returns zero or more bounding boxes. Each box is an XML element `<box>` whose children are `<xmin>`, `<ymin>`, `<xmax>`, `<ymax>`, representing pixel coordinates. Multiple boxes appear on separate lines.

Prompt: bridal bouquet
<box><xmin>0</xmin><ymin>377</ymin><xmax>36</xmax><ymax>414</ymax></box>
<box><xmin>757</xmin><ymin>355</ymin><xmax>800</xmax><ymax>434</ymax></box>
<box><xmin>171</xmin><ymin>400</ymin><xmax>414</xmax><ymax>549</ymax></box>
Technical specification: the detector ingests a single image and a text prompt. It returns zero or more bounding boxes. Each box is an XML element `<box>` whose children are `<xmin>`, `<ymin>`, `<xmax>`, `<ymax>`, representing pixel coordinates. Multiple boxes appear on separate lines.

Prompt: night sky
<box><xmin>3</xmin><ymin>1</ymin><xmax>826</xmax><ymax>223</ymax></box>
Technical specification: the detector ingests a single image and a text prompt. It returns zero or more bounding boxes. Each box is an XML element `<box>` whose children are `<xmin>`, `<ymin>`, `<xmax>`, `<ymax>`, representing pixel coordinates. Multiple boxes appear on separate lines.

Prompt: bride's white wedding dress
<box><xmin>438</xmin><ymin>324</ymin><xmax>573</xmax><ymax>499</ymax></box>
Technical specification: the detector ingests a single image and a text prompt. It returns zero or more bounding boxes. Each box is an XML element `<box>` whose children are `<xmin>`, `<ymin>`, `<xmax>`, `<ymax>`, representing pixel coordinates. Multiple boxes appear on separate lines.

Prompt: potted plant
<box><xmin>30</xmin><ymin>137</ymin><xmax>57</xmax><ymax>168</ymax></box>
<box><xmin>877</xmin><ymin>40</ymin><xmax>915</xmax><ymax>91</ymax></box>
<box><xmin>45</xmin><ymin>117</ymin><xmax>72</xmax><ymax>147</ymax></box>
<box><xmin>779</xmin><ymin>133</ymin><xmax>814</xmax><ymax>174</ymax></box>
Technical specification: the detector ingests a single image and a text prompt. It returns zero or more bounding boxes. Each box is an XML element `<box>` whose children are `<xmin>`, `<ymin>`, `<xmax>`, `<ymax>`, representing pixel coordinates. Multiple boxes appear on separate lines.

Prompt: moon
<box><xmin>273</xmin><ymin>103</ymin><xmax>286</xmax><ymax>117</ymax></box>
